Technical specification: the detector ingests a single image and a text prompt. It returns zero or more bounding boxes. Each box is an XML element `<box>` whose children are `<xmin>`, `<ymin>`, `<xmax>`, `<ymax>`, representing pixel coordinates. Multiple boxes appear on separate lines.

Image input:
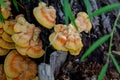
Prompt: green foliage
<box><xmin>0</xmin><ymin>13</ymin><xmax>5</xmax><ymax>23</ymax></box>
<box><xmin>116</xmin><ymin>24</ymin><xmax>120</xmax><ymax>29</ymax></box>
<box><xmin>112</xmin><ymin>51</ymin><xmax>120</xmax><ymax>56</ymax></box>
<box><xmin>12</xmin><ymin>0</ymin><xmax>19</xmax><ymax>11</ymax></box>
<box><xmin>67</xmin><ymin>3</ymin><xmax>78</xmax><ymax>30</ymax></box>
<box><xmin>110</xmin><ymin>54</ymin><xmax>120</xmax><ymax>73</ymax></box>
<box><xmin>89</xmin><ymin>3</ymin><xmax>120</xmax><ymax>19</ymax></box>
<box><xmin>98</xmin><ymin>61</ymin><xmax>109</xmax><ymax>80</ymax></box>
<box><xmin>61</xmin><ymin>0</ymin><xmax>69</xmax><ymax>25</ymax></box>
<box><xmin>0</xmin><ymin>0</ymin><xmax>6</xmax><ymax>7</ymax></box>
<box><xmin>80</xmin><ymin>34</ymin><xmax>110</xmax><ymax>62</ymax></box>
<box><xmin>82</xmin><ymin>0</ymin><xmax>120</xmax><ymax>79</ymax></box>
<box><xmin>83</xmin><ymin>0</ymin><xmax>92</xmax><ymax>15</ymax></box>
<box><xmin>61</xmin><ymin>0</ymin><xmax>78</xmax><ymax>30</ymax></box>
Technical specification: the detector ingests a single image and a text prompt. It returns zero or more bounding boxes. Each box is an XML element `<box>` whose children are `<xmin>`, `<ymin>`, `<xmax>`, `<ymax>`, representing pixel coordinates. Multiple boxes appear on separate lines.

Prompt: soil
<box><xmin>1</xmin><ymin>0</ymin><xmax>120</xmax><ymax>80</ymax></box>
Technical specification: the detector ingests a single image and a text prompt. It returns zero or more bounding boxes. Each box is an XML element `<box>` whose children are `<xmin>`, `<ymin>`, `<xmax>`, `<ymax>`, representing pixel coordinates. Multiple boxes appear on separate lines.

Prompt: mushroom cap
<box><xmin>33</xmin><ymin>2</ymin><xmax>56</xmax><ymax>29</ymax></box>
<box><xmin>0</xmin><ymin>28</ymin><xmax>4</xmax><ymax>37</ymax></box>
<box><xmin>49</xmin><ymin>32</ymin><xmax>68</xmax><ymax>51</ymax></box>
<box><xmin>0</xmin><ymin>38</ymin><xmax>15</xmax><ymax>49</ymax></box>
<box><xmin>12</xmin><ymin>16</ymin><xmax>35</xmax><ymax>47</ymax></box>
<box><xmin>12</xmin><ymin>32</ymin><xmax>32</xmax><ymax>47</ymax></box>
<box><xmin>54</xmin><ymin>24</ymin><xmax>67</xmax><ymax>32</ymax></box>
<box><xmin>4</xmin><ymin>50</ymin><xmax>28</xmax><ymax>78</ymax></box>
<box><xmin>65</xmin><ymin>33</ymin><xmax>83</xmax><ymax>51</ymax></box>
<box><xmin>4</xmin><ymin>50</ymin><xmax>37</xmax><ymax>79</ymax></box>
<box><xmin>16</xmin><ymin>40</ymin><xmax>44</xmax><ymax>58</ymax></box>
<box><xmin>26</xmin><ymin>40</ymin><xmax>44</xmax><ymax>58</ymax></box>
<box><xmin>75</xmin><ymin>12</ymin><xmax>92</xmax><ymax>33</ymax></box>
<box><xmin>2</xmin><ymin>32</ymin><xmax>13</xmax><ymax>42</ymax></box>
<box><xmin>69</xmin><ymin>48</ymin><xmax>82</xmax><ymax>56</ymax></box>
<box><xmin>0</xmin><ymin>47</ymin><xmax>10</xmax><ymax>56</ymax></box>
<box><xmin>3</xmin><ymin>20</ymin><xmax>15</xmax><ymax>35</ymax></box>
<box><xmin>15</xmin><ymin>45</ymin><xmax>28</xmax><ymax>56</ymax></box>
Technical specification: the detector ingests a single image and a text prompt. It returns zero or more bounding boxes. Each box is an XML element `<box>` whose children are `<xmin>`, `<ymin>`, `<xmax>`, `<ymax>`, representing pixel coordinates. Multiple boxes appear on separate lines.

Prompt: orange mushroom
<box><xmin>65</xmin><ymin>31</ymin><xmax>83</xmax><ymax>55</ymax></box>
<box><xmin>11</xmin><ymin>15</ymin><xmax>34</xmax><ymax>47</ymax></box>
<box><xmin>49</xmin><ymin>12</ymin><xmax>92</xmax><ymax>56</ymax></box>
<box><xmin>4</xmin><ymin>50</ymin><xmax>37</xmax><ymax>80</ymax></box>
<box><xmin>3</xmin><ymin>20</ymin><xmax>16</xmax><ymax>35</ymax></box>
<box><xmin>75</xmin><ymin>12</ymin><xmax>92</xmax><ymax>33</ymax></box>
<box><xmin>49</xmin><ymin>24</ymin><xmax>68</xmax><ymax>51</ymax></box>
<box><xmin>0</xmin><ymin>47</ymin><xmax>10</xmax><ymax>56</ymax></box>
<box><xmin>15</xmin><ymin>27</ymin><xmax>44</xmax><ymax>58</ymax></box>
<box><xmin>11</xmin><ymin>15</ymin><xmax>44</xmax><ymax>58</ymax></box>
<box><xmin>33</xmin><ymin>2</ymin><xmax>56</xmax><ymax>29</ymax></box>
<box><xmin>0</xmin><ymin>38</ymin><xmax>15</xmax><ymax>49</ymax></box>
<box><xmin>15</xmin><ymin>40</ymin><xmax>44</xmax><ymax>58</ymax></box>
<box><xmin>49</xmin><ymin>24</ymin><xmax>83</xmax><ymax>55</ymax></box>
<box><xmin>2</xmin><ymin>32</ymin><xmax>13</xmax><ymax>42</ymax></box>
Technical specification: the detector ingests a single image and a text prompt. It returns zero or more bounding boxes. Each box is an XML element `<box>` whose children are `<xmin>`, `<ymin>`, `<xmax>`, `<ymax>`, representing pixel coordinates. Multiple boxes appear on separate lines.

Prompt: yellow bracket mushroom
<box><xmin>33</xmin><ymin>2</ymin><xmax>56</xmax><ymax>29</ymax></box>
<box><xmin>12</xmin><ymin>15</ymin><xmax>44</xmax><ymax>58</ymax></box>
<box><xmin>4</xmin><ymin>50</ymin><xmax>38</xmax><ymax>80</ymax></box>
<box><xmin>49</xmin><ymin>12</ymin><xmax>92</xmax><ymax>56</ymax></box>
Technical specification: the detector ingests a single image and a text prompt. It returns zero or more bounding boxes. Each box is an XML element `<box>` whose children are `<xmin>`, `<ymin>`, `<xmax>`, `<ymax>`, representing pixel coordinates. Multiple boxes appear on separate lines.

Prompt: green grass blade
<box><xmin>62</xmin><ymin>0</ymin><xmax>69</xmax><ymax>26</ymax></box>
<box><xmin>67</xmin><ymin>4</ymin><xmax>78</xmax><ymax>30</ymax></box>
<box><xmin>116</xmin><ymin>24</ymin><xmax>120</xmax><ymax>29</ymax></box>
<box><xmin>0</xmin><ymin>0</ymin><xmax>6</xmax><ymax>7</ymax></box>
<box><xmin>83</xmin><ymin>0</ymin><xmax>92</xmax><ymax>15</ymax></box>
<box><xmin>110</xmin><ymin>54</ymin><xmax>120</xmax><ymax>73</ymax></box>
<box><xmin>0</xmin><ymin>14</ymin><xmax>5</xmax><ymax>23</ymax></box>
<box><xmin>80</xmin><ymin>34</ymin><xmax>110</xmax><ymax>62</ymax></box>
<box><xmin>98</xmin><ymin>61</ymin><xmax>109</xmax><ymax>80</ymax></box>
<box><xmin>89</xmin><ymin>3</ymin><xmax>120</xmax><ymax>19</ymax></box>
<box><xmin>112</xmin><ymin>51</ymin><xmax>120</xmax><ymax>56</ymax></box>
<box><xmin>12</xmin><ymin>0</ymin><xmax>19</xmax><ymax>11</ymax></box>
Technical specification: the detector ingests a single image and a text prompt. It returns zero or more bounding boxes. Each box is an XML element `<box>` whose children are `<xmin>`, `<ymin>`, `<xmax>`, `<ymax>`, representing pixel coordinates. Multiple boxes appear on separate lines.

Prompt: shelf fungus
<box><xmin>49</xmin><ymin>24</ymin><xmax>68</xmax><ymax>51</ymax></box>
<box><xmin>1</xmin><ymin>0</ymin><xmax>11</xmax><ymax>19</ymax></box>
<box><xmin>33</xmin><ymin>2</ymin><xmax>56</xmax><ymax>29</ymax></box>
<box><xmin>2</xmin><ymin>32</ymin><xmax>13</xmax><ymax>42</ymax></box>
<box><xmin>49</xmin><ymin>12</ymin><xmax>92</xmax><ymax>56</ymax></box>
<box><xmin>15</xmin><ymin>28</ymin><xmax>44</xmax><ymax>58</ymax></box>
<box><xmin>49</xmin><ymin>24</ymin><xmax>83</xmax><ymax>56</ymax></box>
<box><xmin>3</xmin><ymin>20</ymin><xmax>16</xmax><ymax>35</ymax></box>
<box><xmin>12</xmin><ymin>15</ymin><xmax>44</xmax><ymax>58</ymax></box>
<box><xmin>4</xmin><ymin>50</ymin><xmax>38</xmax><ymax>80</ymax></box>
<box><xmin>0</xmin><ymin>28</ymin><xmax>4</xmax><ymax>37</ymax></box>
<box><xmin>0</xmin><ymin>38</ymin><xmax>15</xmax><ymax>49</ymax></box>
<box><xmin>75</xmin><ymin>12</ymin><xmax>92</xmax><ymax>33</ymax></box>
<box><xmin>0</xmin><ymin>47</ymin><xmax>10</xmax><ymax>56</ymax></box>
<box><xmin>12</xmin><ymin>15</ymin><xmax>35</xmax><ymax>47</ymax></box>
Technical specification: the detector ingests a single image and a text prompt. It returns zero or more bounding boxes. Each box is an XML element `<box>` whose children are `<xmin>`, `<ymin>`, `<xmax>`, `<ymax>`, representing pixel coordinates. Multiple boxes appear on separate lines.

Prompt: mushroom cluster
<box><xmin>12</xmin><ymin>15</ymin><xmax>44</xmax><ymax>58</ymax></box>
<box><xmin>4</xmin><ymin>50</ymin><xmax>38</xmax><ymax>80</ymax></box>
<box><xmin>0</xmin><ymin>0</ymin><xmax>15</xmax><ymax>56</ymax></box>
<box><xmin>0</xmin><ymin>1</ymin><xmax>45</xmax><ymax>80</ymax></box>
<box><xmin>0</xmin><ymin>1</ymin><xmax>92</xmax><ymax>79</ymax></box>
<box><xmin>33</xmin><ymin>2</ymin><xmax>92</xmax><ymax>56</ymax></box>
